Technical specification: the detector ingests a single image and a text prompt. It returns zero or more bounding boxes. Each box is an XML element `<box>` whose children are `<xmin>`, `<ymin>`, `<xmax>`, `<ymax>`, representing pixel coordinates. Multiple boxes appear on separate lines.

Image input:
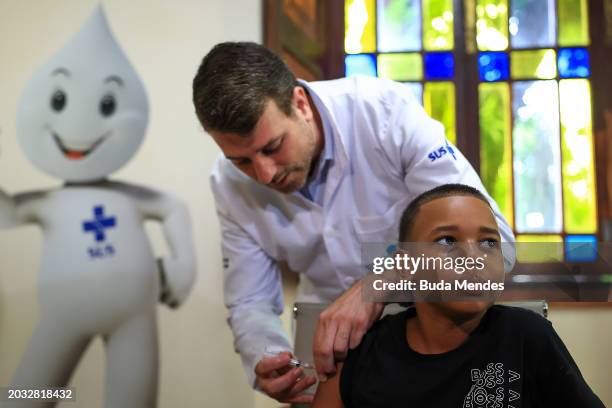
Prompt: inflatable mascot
<box><xmin>0</xmin><ymin>7</ymin><xmax>196</xmax><ymax>408</ymax></box>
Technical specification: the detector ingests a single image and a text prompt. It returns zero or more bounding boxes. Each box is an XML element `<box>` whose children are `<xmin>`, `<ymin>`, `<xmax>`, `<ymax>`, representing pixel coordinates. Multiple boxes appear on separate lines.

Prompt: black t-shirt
<box><xmin>340</xmin><ymin>305</ymin><xmax>605</xmax><ymax>408</ymax></box>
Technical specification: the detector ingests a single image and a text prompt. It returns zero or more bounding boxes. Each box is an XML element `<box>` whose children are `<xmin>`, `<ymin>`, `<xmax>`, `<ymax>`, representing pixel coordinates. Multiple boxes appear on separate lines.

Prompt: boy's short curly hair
<box><xmin>399</xmin><ymin>184</ymin><xmax>492</xmax><ymax>242</ymax></box>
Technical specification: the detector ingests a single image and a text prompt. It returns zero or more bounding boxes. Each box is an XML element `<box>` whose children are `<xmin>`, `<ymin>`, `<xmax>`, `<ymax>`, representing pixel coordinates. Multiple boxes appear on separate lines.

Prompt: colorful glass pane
<box><xmin>511</xmin><ymin>50</ymin><xmax>556</xmax><ymax>80</ymax></box>
<box><xmin>512</xmin><ymin>81</ymin><xmax>562</xmax><ymax>233</ymax></box>
<box><xmin>377</xmin><ymin>0</ymin><xmax>421</xmax><ymax>52</ymax></box>
<box><xmin>516</xmin><ymin>235</ymin><xmax>563</xmax><ymax>263</ymax></box>
<box><xmin>345</xmin><ymin>0</ymin><xmax>377</xmax><ymax>54</ymax></box>
<box><xmin>345</xmin><ymin>54</ymin><xmax>377</xmax><ymax>77</ymax></box>
<box><xmin>558</xmin><ymin>0</ymin><xmax>590</xmax><ymax>46</ymax></box>
<box><xmin>424</xmin><ymin>82</ymin><xmax>456</xmax><ymax>143</ymax></box>
<box><xmin>404</xmin><ymin>82</ymin><xmax>423</xmax><ymax>104</ymax></box>
<box><xmin>565</xmin><ymin>235</ymin><xmax>598</xmax><ymax>262</ymax></box>
<box><xmin>423</xmin><ymin>0</ymin><xmax>454</xmax><ymax>51</ymax></box>
<box><xmin>479</xmin><ymin>82</ymin><xmax>513</xmax><ymax>228</ymax></box>
<box><xmin>424</xmin><ymin>52</ymin><xmax>454</xmax><ymax>80</ymax></box>
<box><xmin>558</xmin><ymin>48</ymin><xmax>590</xmax><ymax>78</ymax></box>
<box><xmin>478</xmin><ymin>52</ymin><xmax>509</xmax><ymax>82</ymax></box>
<box><xmin>476</xmin><ymin>0</ymin><xmax>509</xmax><ymax>51</ymax></box>
<box><xmin>378</xmin><ymin>53</ymin><xmax>422</xmax><ymax>81</ymax></box>
<box><xmin>509</xmin><ymin>0</ymin><xmax>556</xmax><ymax>48</ymax></box>
<box><xmin>559</xmin><ymin>79</ymin><xmax>597</xmax><ymax>233</ymax></box>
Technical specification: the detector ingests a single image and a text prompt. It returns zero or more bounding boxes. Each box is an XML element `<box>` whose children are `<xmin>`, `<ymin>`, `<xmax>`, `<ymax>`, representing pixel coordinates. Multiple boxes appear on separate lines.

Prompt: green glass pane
<box><xmin>423</xmin><ymin>0</ymin><xmax>454</xmax><ymax>50</ymax></box>
<box><xmin>479</xmin><ymin>82</ymin><xmax>513</xmax><ymax>228</ymax></box>
<box><xmin>378</xmin><ymin>53</ymin><xmax>422</xmax><ymax>81</ymax></box>
<box><xmin>516</xmin><ymin>235</ymin><xmax>563</xmax><ymax>263</ymax></box>
<box><xmin>378</xmin><ymin>0</ymin><xmax>421</xmax><ymax>52</ymax></box>
<box><xmin>511</xmin><ymin>50</ymin><xmax>557</xmax><ymax>79</ymax></box>
<box><xmin>345</xmin><ymin>0</ymin><xmax>377</xmax><ymax>54</ymax></box>
<box><xmin>512</xmin><ymin>81</ymin><xmax>562</xmax><ymax>233</ymax></box>
<box><xmin>476</xmin><ymin>0</ymin><xmax>509</xmax><ymax>51</ymax></box>
<box><xmin>559</xmin><ymin>79</ymin><xmax>597</xmax><ymax>233</ymax></box>
<box><xmin>424</xmin><ymin>82</ymin><xmax>456</xmax><ymax>144</ymax></box>
<box><xmin>558</xmin><ymin>0</ymin><xmax>590</xmax><ymax>46</ymax></box>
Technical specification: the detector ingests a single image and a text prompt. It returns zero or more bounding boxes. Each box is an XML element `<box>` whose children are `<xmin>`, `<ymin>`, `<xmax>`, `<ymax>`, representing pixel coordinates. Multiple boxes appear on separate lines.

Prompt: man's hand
<box><xmin>255</xmin><ymin>351</ymin><xmax>317</xmax><ymax>404</ymax></box>
<box><xmin>313</xmin><ymin>279</ymin><xmax>384</xmax><ymax>382</ymax></box>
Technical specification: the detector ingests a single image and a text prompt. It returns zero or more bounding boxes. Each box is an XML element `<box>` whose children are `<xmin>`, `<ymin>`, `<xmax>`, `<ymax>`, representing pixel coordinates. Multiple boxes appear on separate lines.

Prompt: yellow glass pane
<box><xmin>511</xmin><ymin>50</ymin><xmax>557</xmax><ymax>79</ymax></box>
<box><xmin>423</xmin><ymin>0</ymin><xmax>454</xmax><ymax>50</ymax></box>
<box><xmin>559</xmin><ymin>79</ymin><xmax>597</xmax><ymax>233</ymax></box>
<box><xmin>476</xmin><ymin>0</ymin><xmax>509</xmax><ymax>51</ymax></box>
<box><xmin>345</xmin><ymin>0</ymin><xmax>377</xmax><ymax>54</ymax></box>
<box><xmin>516</xmin><ymin>235</ymin><xmax>563</xmax><ymax>263</ymax></box>
<box><xmin>479</xmin><ymin>82</ymin><xmax>513</xmax><ymax>228</ymax></box>
<box><xmin>558</xmin><ymin>0</ymin><xmax>590</xmax><ymax>46</ymax></box>
<box><xmin>424</xmin><ymin>82</ymin><xmax>456</xmax><ymax>144</ymax></box>
<box><xmin>378</xmin><ymin>53</ymin><xmax>422</xmax><ymax>81</ymax></box>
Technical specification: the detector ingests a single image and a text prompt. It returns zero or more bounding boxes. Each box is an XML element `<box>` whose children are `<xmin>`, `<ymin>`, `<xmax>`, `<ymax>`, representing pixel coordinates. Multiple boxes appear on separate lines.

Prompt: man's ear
<box><xmin>292</xmin><ymin>86</ymin><xmax>313</xmax><ymax>121</ymax></box>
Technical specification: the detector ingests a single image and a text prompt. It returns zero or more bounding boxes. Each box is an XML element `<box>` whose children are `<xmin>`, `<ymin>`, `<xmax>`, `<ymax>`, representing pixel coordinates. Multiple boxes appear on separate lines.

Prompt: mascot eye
<box><xmin>100</xmin><ymin>94</ymin><xmax>116</xmax><ymax>117</ymax></box>
<box><xmin>50</xmin><ymin>89</ymin><xmax>67</xmax><ymax>112</ymax></box>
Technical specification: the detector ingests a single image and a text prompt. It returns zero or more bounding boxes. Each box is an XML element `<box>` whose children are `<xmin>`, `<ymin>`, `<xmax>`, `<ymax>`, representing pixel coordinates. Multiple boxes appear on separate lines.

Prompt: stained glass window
<box><xmin>473</xmin><ymin>0</ymin><xmax>597</xmax><ymax>259</ymax></box>
<box><xmin>378</xmin><ymin>53</ymin><xmax>422</xmax><ymax>81</ymax></box>
<box><xmin>558</xmin><ymin>48</ymin><xmax>590</xmax><ymax>78</ymax></box>
<box><xmin>345</xmin><ymin>54</ymin><xmax>377</xmax><ymax>77</ymax></box>
<box><xmin>478</xmin><ymin>52</ymin><xmax>509</xmax><ymax>81</ymax></box>
<box><xmin>344</xmin><ymin>0</ymin><xmax>598</xmax><ymax>260</ymax></box>
<box><xmin>344</xmin><ymin>0</ymin><xmax>456</xmax><ymax>138</ymax></box>
<box><xmin>509</xmin><ymin>0</ymin><xmax>556</xmax><ymax>48</ymax></box>
<box><xmin>424</xmin><ymin>82</ymin><xmax>456</xmax><ymax>143</ymax></box>
<box><xmin>424</xmin><ymin>52</ymin><xmax>454</xmax><ymax>80</ymax></box>
<box><xmin>511</xmin><ymin>49</ymin><xmax>557</xmax><ymax>80</ymax></box>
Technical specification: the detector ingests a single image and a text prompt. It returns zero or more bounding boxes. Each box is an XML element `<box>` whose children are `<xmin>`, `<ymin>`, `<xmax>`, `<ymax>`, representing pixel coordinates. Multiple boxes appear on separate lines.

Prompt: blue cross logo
<box><xmin>82</xmin><ymin>206</ymin><xmax>116</xmax><ymax>242</ymax></box>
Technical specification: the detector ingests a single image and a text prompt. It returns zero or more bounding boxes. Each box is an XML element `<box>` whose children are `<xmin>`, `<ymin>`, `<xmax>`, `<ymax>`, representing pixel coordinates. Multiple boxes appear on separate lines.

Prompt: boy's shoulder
<box><xmin>487</xmin><ymin>304</ymin><xmax>555</xmax><ymax>340</ymax></box>
<box><xmin>348</xmin><ymin>307</ymin><xmax>410</xmax><ymax>360</ymax></box>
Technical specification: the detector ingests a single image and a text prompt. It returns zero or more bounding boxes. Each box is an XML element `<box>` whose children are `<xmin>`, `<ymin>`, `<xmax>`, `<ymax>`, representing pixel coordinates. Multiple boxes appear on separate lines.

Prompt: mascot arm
<box><xmin>111</xmin><ymin>181</ymin><xmax>197</xmax><ymax>308</ymax></box>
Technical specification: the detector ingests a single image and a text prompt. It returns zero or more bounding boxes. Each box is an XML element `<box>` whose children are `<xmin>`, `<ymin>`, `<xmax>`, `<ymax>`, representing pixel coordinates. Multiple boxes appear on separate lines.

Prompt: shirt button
<box><xmin>344</xmin><ymin>276</ymin><xmax>355</xmax><ymax>287</ymax></box>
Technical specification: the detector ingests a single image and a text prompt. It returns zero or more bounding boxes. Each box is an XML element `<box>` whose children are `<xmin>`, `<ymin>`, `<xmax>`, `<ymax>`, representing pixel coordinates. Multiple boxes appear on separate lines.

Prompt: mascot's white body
<box><xmin>0</xmin><ymin>8</ymin><xmax>196</xmax><ymax>408</ymax></box>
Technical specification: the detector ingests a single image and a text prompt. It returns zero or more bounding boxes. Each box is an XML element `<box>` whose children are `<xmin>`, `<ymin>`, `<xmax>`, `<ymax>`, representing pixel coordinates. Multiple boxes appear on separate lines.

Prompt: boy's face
<box><xmin>407</xmin><ymin>194</ymin><xmax>504</xmax><ymax>317</ymax></box>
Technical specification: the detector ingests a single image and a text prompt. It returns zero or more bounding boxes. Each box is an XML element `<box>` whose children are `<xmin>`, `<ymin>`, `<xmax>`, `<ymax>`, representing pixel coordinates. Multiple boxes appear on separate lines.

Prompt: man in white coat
<box><xmin>192</xmin><ymin>42</ymin><xmax>514</xmax><ymax>404</ymax></box>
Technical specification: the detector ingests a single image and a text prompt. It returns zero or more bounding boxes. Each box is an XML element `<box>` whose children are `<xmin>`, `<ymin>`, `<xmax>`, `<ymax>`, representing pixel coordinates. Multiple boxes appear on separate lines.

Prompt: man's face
<box><xmin>210</xmin><ymin>87</ymin><xmax>321</xmax><ymax>194</ymax></box>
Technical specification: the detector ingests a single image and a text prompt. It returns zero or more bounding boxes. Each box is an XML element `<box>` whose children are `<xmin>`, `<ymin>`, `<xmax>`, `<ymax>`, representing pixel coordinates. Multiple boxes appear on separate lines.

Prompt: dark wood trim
<box><xmin>263</xmin><ymin>0</ymin><xmax>280</xmax><ymax>51</ymax></box>
<box><xmin>589</xmin><ymin>0</ymin><xmax>612</xmax><ymax>223</ymax></box>
<box><xmin>263</xmin><ymin>0</ymin><xmax>345</xmax><ymax>81</ymax></box>
<box><xmin>455</xmin><ymin>0</ymin><xmax>480</xmax><ymax>170</ymax></box>
<box><xmin>550</xmin><ymin>302</ymin><xmax>612</xmax><ymax>308</ymax></box>
<box><xmin>324</xmin><ymin>0</ymin><xmax>345</xmax><ymax>79</ymax></box>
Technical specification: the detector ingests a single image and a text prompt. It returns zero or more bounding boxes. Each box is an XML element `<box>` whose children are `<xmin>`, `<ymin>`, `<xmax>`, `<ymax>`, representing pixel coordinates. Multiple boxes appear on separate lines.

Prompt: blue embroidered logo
<box><xmin>82</xmin><ymin>206</ymin><xmax>117</xmax><ymax>259</ymax></box>
<box><xmin>428</xmin><ymin>140</ymin><xmax>457</xmax><ymax>162</ymax></box>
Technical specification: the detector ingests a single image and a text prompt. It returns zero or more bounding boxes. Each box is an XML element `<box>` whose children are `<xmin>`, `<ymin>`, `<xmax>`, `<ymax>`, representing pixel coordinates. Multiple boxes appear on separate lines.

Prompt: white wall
<box><xmin>0</xmin><ymin>1</ymin><xmax>271</xmax><ymax>407</ymax></box>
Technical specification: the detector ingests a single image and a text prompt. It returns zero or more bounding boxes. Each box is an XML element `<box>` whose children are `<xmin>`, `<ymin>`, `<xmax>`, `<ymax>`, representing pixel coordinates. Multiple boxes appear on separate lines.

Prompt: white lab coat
<box><xmin>209</xmin><ymin>76</ymin><xmax>515</xmax><ymax>386</ymax></box>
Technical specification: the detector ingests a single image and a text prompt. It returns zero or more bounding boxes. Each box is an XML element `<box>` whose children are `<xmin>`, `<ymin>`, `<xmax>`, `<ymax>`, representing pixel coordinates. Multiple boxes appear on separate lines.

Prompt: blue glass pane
<box><xmin>424</xmin><ymin>52</ymin><xmax>454</xmax><ymax>80</ymax></box>
<box><xmin>565</xmin><ymin>235</ymin><xmax>598</xmax><ymax>262</ymax></box>
<box><xmin>478</xmin><ymin>52</ymin><xmax>509</xmax><ymax>82</ymax></box>
<box><xmin>558</xmin><ymin>48</ymin><xmax>590</xmax><ymax>78</ymax></box>
<box><xmin>345</xmin><ymin>54</ymin><xmax>377</xmax><ymax>77</ymax></box>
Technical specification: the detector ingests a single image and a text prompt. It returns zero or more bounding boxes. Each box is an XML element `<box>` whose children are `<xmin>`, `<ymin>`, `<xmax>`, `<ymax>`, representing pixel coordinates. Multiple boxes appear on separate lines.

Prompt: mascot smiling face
<box><xmin>16</xmin><ymin>7</ymin><xmax>148</xmax><ymax>182</ymax></box>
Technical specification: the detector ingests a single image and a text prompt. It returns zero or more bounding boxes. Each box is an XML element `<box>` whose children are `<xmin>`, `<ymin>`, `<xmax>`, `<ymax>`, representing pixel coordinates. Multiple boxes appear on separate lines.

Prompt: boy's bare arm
<box><xmin>312</xmin><ymin>362</ymin><xmax>344</xmax><ymax>408</ymax></box>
